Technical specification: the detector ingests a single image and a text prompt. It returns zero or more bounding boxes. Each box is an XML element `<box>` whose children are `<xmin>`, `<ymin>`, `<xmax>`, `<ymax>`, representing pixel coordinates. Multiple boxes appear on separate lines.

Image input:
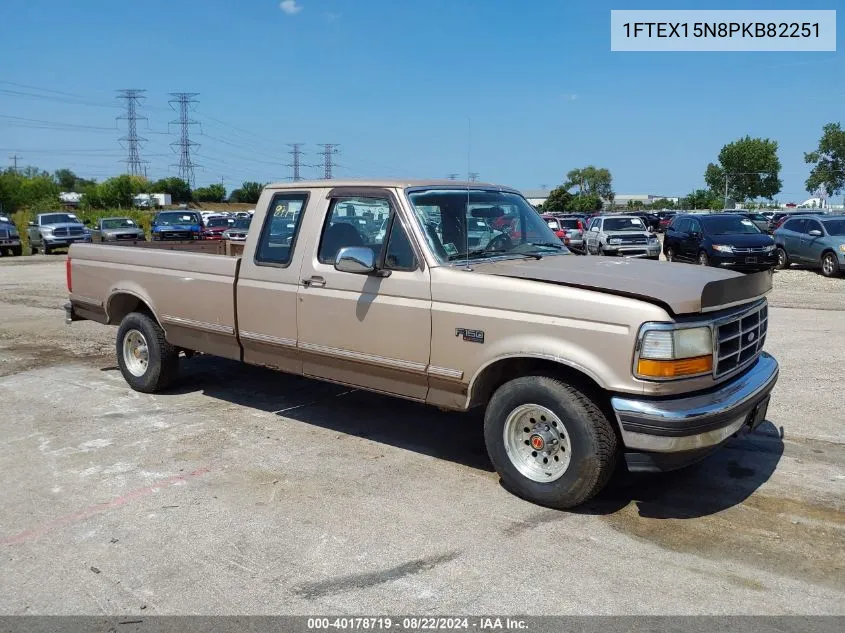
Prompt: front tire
<box><xmin>484</xmin><ymin>375</ymin><xmax>618</xmax><ymax>509</ymax></box>
<box><xmin>821</xmin><ymin>251</ymin><xmax>840</xmax><ymax>278</ymax></box>
<box><xmin>698</xmin><ymin>250</ymin><xmax>710</xmax><ymax>266</ymax></box>
<box><xmin>9</xmin><ymin>246</ymin><xmax>22</xmax><ymax>257</ymax></box>
<box><xmin>116</xmin><ymin>312</ymin><xmax>179</xmax><ymax>393</ymax></box>
<box><xmin>775</xmin><ymin>247</ymin><xmax>789</xmax><ymax>270</ymax></box>
<box><xmin>665</xmin><ymin>246</ymin><xmax>675</xmax><ymax>262</ymax></box>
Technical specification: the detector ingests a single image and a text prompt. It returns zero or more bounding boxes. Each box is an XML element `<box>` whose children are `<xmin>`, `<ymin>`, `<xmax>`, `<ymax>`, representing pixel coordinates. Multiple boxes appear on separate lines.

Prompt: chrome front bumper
<box><xmin>611</xmin><ymin>353</ymin><xmax>779</xmax><ymax>453</ymax></box>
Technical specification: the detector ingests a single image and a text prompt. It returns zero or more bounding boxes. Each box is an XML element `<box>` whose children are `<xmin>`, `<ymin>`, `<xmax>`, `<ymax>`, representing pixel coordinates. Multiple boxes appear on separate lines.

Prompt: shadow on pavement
<box><xmin>167</xmin><ymin>356</ymin><xmax>783</xmax><ymax>517</ymax></box>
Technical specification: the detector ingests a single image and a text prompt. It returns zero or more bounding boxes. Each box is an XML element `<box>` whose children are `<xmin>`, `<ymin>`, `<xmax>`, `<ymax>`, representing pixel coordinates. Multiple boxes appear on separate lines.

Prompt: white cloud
<box><xmin>280</xmin><ymin>0</ymin><xmax>302</xmax><ymax>15</ymax></box>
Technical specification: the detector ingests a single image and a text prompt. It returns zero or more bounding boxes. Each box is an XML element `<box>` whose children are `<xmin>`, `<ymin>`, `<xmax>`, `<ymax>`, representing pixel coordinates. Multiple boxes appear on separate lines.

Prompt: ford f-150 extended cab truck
<box><xmin>65</xmin><ymin>180</ymin><xmax>779</xmax><ymax>509</ymax></box>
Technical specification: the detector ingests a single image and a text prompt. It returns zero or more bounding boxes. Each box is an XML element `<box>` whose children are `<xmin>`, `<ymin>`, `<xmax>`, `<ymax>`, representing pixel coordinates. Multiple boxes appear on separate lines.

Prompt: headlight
<box><xmin>712</xmin><ymin>244</ymin><xmax>733</xmax><ymax>253</ymax></box>
<box><xmin>635</xmin><ymin>324</ymin><xmax>713</xmax><ymax>380</ymax></box>
<box><xmin>608</xmin><ymin>238</ymin><xmax>622</xmax><ymax>245</ymax></box>
<box><xmin>763</xmin><ymin>244</ymin><xmax>775</xmax><ymax>253</ymax></box>
<box><xmin>648</xmin><ymin>235</ymin><xmax>659</xmax><ymax>242</ymax></box>
<box><xmin>839</xmin><ymin>244</ymin><xmax>845</xmax><ymax>253</ymax></box>
<box><xmin>41</xmin><ymin>227</ymin><xmax>54</xmax><ymax>234</ymax></box>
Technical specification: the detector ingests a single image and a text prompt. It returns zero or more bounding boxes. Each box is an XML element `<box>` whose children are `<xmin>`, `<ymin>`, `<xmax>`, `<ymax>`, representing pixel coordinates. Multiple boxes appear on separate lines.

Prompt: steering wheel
<box><xmin>485</xmin><ymin>232</ymin><xmax>513</xmax><ymax>252</ymax></box>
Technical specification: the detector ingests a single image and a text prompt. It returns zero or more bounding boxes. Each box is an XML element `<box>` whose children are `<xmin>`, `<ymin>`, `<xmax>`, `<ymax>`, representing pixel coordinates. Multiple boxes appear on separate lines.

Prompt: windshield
<box><xmin>544</xmin><ymin>218</ymin><xmax>561</xmax><ymax>230</ymax></box>
<box><xmin>603</xmin><ymin>217</ymin><xmax>646</xmax><ymax>232</ymax></box>
<box><xmin>558</xmin><ymin>218</ymin><xmax>581</xmax><ymax>230</ymax></box>
<box><xmin>702</xmin><ymin>215</ymin><xmax>762</xmax><ymax>234</ymax></box>
<box><xmin>207</xmin><ymin>217</ymin><xmax>232</xmax><ymax>227</ymax></box>
<box><xmin>156</xmin><ymin>212</ymin><xmax>199</xmax><ymax>226</ymax></box>
<box><xmin>407</xmin><ymin>189</ymin><xmax>568</xmax><ymax>263</ymax></box>
<box><xmin>230</xmin><ymin>218</ymin><xmax>251</xmax><ymax>230</ymax></box>
<box><xmin>822</xmin><ymin>220</ymin><xmax>845</xmax><ymax>236</ymax></box>
<box><xmin>40</xmin><ymin>213</ymin><xmax>80</xmax><ymax>225</ymax></box>
<box><xmin>101</xmin><ymin>218</ymin><xmax>136</xmax><ymax>229</ymax></box>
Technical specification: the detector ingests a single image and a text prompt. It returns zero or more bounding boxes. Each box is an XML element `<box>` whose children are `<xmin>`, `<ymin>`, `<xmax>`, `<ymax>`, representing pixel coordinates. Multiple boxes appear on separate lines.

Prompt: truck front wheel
<box><xmin>484</xmin><ymin>375</ymin><xmax>618</xmax><ymax>509</ymax></box>
<box><xmin>116</xmin><ymin>312</ymin><xmax>179</xmax><ymax>393</ymax></box>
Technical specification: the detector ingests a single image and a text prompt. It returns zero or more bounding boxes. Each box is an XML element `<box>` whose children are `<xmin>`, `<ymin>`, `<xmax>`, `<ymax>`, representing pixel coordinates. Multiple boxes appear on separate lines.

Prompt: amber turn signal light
<box><xmin>637</xmin><ymin>355</ymin><xmax>713</xmax><ymax>378</ymax></box>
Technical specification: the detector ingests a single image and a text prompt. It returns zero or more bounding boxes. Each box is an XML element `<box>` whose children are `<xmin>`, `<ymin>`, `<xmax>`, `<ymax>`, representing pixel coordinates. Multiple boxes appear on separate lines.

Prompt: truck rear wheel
<box><xmin>116</xmin><ymin>312</ymin><xmax>179</xmax><ymax>393</ymax></box>
<box><xmin>484</xmin><ymin>375</ymin><xmax>618</xmax><ymax>509</ymax></box>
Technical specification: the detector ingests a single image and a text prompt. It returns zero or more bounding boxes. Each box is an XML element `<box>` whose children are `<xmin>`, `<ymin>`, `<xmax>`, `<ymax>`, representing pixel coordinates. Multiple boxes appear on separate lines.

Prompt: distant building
<box><xmin>520</xmin><ymin>189</ymin><xmax>679</xmax><ymax>209</ymax></box>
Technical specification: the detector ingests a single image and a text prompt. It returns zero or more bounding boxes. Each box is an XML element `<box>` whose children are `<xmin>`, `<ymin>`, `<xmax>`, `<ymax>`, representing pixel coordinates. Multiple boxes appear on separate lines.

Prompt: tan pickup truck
<box><xmin>65</xmin><ymin>180</ymin><xmax>779</xmax><ymax>508</ymax></box>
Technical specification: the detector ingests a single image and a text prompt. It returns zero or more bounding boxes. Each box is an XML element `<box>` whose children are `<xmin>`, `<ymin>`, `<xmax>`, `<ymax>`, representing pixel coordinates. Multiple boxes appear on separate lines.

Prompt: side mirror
<box><xmin>334</xmin><ymin>246</ymin><xmax>375</xmax><ymax>274</ymax></box>
<box><xmin>808</xmin><ymin>229</ymin><xmax>822</xmax><ymax>237</ymax></box>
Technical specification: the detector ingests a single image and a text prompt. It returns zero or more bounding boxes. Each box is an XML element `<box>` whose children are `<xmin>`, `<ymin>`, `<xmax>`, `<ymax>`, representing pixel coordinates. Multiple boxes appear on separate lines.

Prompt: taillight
<box><xmin>66</xmin><ymin>257</ymin><xmax>72</xmax><ymax>293</ymax></box>
<box><xmin>577</xmin><ymin>220</ymin><xmax>584</xmax><ymax>230</ymax></box>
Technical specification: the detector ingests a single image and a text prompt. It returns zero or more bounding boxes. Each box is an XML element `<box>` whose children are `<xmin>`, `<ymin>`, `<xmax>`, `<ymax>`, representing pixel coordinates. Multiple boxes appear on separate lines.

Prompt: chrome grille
<box><xmin>52</xmin><ymin>226</ymin><xmax>84</xmax><ymax>237</ymax></box>
<box><xmin>715</xmin><ymin>301</ymin><xmax>768</xmax><ymax>377</ymax></box>
<box><xmin>0</xmin><ymin>229</ymin><xmax>9</xmax><ymax>239</ymax></box>
<box><xmin>732</xmin><ymin>246</ymin><xmax>766</xmax><ymax>253</ymax></box>
<box><xmin>618</xmin><ymin>235</ymin><xmax>647</xmax><ymax>245</ymax></box>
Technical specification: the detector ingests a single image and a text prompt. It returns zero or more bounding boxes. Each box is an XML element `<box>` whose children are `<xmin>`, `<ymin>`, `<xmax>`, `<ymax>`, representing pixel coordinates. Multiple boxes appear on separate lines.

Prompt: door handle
<box><xmin>302</xmin><ymin>276</ymin><xmax>326</xmax><ymax>288</ymax></box>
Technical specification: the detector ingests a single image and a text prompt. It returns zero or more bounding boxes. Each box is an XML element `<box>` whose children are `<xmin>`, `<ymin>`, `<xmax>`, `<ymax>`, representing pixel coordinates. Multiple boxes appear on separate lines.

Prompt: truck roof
<box><xmin>263</xmin><ymin>179</ymin><xmax>517</xmax><ymax>191</ymax></box>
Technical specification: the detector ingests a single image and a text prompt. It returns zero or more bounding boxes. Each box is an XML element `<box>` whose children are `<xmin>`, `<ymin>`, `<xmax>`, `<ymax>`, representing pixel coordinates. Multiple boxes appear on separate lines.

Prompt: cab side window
<box><xmin>783</xmin><ymin>218</ymin><xmax>806</xmax><ymax>233</ymax></box>
<box><xmin>255</xmin><ymin>193</ymin><xmax>308</xmax><ymax>267</ymax></box>
<box><xmin>383</xmin><ymin>216</ymin><xmax>417</xmax><ymax>271</ymax></box>
<box><xmin>318</xmin><ymin>197</ymin><xmax>390</xmax><ymax>265</ymax></box>
<box><xmin>689</xmin><ymin>219</ymin><xmax>702</xmax><ymax>235</ymax></box>
<box><xmin>804</xmin><ymin>219</ymin><xmax>823</xmax><ymax>235</ymax></box>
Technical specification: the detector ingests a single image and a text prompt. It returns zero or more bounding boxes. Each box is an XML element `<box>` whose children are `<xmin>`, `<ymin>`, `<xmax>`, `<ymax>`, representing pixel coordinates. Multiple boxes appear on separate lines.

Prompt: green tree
<box><xmin>704</xmin><ymin>136</ymin><xmax>782</xmax><ymax>203</ymax></box>
<box><xmin>805</xmin><ymin>122</ymin><xmax>845</xmax><ymax>197</ymax></box>
<box><xmin>564</xmin><ymin>166</ymin><xmax>614</xmax><ymax>199</ymax></box>
<box><xmin>151</xmin><ymin>177</ymin><xmax>191</xmax><ymax>203</ymax></box>
<box><xmin>232</xmin><ymin>181</ymin><xmax>264</xmax><ymax>204</ymax></box>
<box><xmin>570</xmin><ymin>193</ymin><xmax>603</xmax><ymax>212</ymax></box>
<box><xmin>193</xmin><ymin>183</ymin><xmax>227</xmax><ymax>202</ymax></box>
<box><xmin>649</xmin><ymin>198</ymin><xmax>675</xmax><ymax>209</ymax></box>
<box><xmin>54</xmin><ymin>169</ymin><xmax>79</xmax><ymax>191</ymax></box>
<box><xmin>541</xmin><ymin>186</ymin><xmax>573</xmax><ymax>213</ymax></box>
<box><xmin>94</xmin><ymin>175</ymin><xmax>147</xmax><ymax>208</ymax></box>
<box><xmin>686</xmin><ymin>189</ymin><xmax>716</xmax><ymax>210</ymax></box>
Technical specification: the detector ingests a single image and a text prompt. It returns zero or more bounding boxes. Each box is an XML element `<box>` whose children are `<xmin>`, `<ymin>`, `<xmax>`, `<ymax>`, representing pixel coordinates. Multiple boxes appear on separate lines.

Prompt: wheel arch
<box><xmin>467</xmin><ymin>354</ymin><xmax>611</xmax><ymax>414</ymax></box>
<box><xmin>106</xmin><ymin>288</ymin><xmax>162</xmax><ymax>326</ymax></box>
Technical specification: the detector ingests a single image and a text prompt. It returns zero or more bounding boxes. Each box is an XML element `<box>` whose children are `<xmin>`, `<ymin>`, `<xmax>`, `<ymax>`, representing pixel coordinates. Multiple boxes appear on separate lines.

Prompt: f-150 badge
<box><xmin>455</xmin><ymin>328</ymin><xmax>485</xmax><ymax>344</ymax></box>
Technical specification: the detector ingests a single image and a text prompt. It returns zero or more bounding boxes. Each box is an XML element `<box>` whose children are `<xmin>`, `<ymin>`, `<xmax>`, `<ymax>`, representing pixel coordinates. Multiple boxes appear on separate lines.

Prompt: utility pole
<box><xmin>318</xmin><ymin>144</ymin><xmax>339</xmax><ymax>180</ymax></box>
<box><xmin>447</xmin><ymin>173</ymin><xmax>460</xmax><ymax>180</ymax></box>
<box><xmin>169</xmin><ymin>92</ymin><xmax>201</xmax><ymax>188</ymax></box>
<box><xmin>468</xmin><ymin>172</ymin><xmax>479</xmax><ymax>182</ymax></box>
<box><xmin>287</xmin><ymin>143</ymin><xmax>305</xmax><ymax>181</ymax></box>
<box><xmin>116</xmin><ymin>89</ymin><xmax>148</xmax><ymax>176</ymax></box>
<box><xmin>8</xmin><ymin>154</ymin><xmax>20</xmax><ymax>173</ymax></box>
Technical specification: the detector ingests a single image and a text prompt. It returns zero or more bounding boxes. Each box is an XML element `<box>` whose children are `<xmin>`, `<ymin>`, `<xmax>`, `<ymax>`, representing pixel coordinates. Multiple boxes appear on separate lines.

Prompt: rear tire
<box><xmin>116</xmin><ymin>312</ymin><xmax>179</xmax><ymax>393</ymax></box>
<box><xmin>10</xmin><ymin>246</ymin><xmax>22</xmax><ymax>257</ymax></box>
<box><xmin>484</xmin><ymin>375</ymin><xmax>618</xmax><ymax>509</ymax></box>
<box><xmin>30</xmin><ymin>244</ymin><xmax>38</xmax><ymax>255</ymax></box>
<box><xmin>775</xmin><ymin>247</ymin><xmax>789</xmax><ymax>270</ymax></box>
<box><xmin>821</xmin><ymin>251</ymin><xmax>840</xmax><ymax>278</ymax></box>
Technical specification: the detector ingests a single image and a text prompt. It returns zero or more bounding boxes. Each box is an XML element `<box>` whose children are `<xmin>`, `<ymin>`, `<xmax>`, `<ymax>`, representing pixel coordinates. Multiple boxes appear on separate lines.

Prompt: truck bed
<box><xmin>68</xmin><ymin>243</ymin><xmax>242</xmax><ymax>360</ymax></box>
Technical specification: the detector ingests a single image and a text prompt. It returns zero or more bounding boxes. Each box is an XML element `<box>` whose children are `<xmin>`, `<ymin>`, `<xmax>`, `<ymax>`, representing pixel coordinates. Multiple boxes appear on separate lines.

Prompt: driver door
<box><xmin>800</xmin><ymin>219</ymin><xmax>825</xmax><ymax>263</ymax></box>
<box><xmin>297</xmin><ymin>189</ymin><xmax>433</xmax><ymax>400</ymax></box>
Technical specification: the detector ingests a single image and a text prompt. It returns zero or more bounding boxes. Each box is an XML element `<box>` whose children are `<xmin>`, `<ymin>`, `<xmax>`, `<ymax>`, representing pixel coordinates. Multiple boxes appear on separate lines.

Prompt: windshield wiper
<box><xmin>448</xmin><ymin>248</ymin><xmax>543</xmax><ymax>261</ymax></box>
<box><xmin>527</xmin><ymin>242</ymin><xmax>564</xmax><ymax>250</ymax></box>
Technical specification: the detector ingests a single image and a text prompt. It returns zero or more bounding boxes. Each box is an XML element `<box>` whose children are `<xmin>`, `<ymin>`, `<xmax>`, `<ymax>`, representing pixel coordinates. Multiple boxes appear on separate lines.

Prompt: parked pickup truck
<box><xmin>65</xmin><ymin>180</ymin><xmax>779</xmax><ymax>509</ymax></box>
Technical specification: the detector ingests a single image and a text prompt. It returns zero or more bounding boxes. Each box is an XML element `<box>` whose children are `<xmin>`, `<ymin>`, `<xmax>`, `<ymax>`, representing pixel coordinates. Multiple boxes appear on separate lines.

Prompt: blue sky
<box><xmin>1</xmin><ymin>0</ymin><xmax>842</xmax><ymax>201</ymax></box>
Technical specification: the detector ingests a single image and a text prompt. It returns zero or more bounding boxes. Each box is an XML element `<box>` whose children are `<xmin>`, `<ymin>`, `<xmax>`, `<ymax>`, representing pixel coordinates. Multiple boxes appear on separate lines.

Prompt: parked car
<box><xmin>222</xmin><ymin>217</ymin><xmax>252</xmax><ymax>242</ymax></box>
<box><xmin>540</xmin><ymin>214</ymin><xmax>567</xmax><ymax>241</ymax></box>
<box><xmin>151</xmin><ymin>211</ymin><xmax>203</xmax><ymax>241</ymax></box>
<box><xmin>92</xmin><ymin>217</ymin><xmax>146</xmax><ymax>242</ymax></box>
<box><xmin>768</xmin><ymin>210</ymin><xmax>825</xmax><ymax>234</ymax></box>
<box><xmin>66</xmin><ymin>179</ymin><xmax>779</xmax><ymax>510</ymax></box>
<box><xmin>663</xmin><ymin>213</ymin><xmax>777</xmax><ymax>272</ymax></box>
<box><xmin>741</xmin><ymin>212</ymin><xmax>770</xmax><ymax>233</ymax></box>
<box><xmin>201</xmin><ymin>216</ymin><xmax>235</xmax><ymax>240</ymax></box>
<box><xmin>27</xmin><ymin>212</ymin><xmax>91</xmax><ymax>254</ymax></box>
<box><xmin>656</xmin><ymin>211</ymin><xmax>677</xmax><ymax>233</ymax></box>
<box><xmin>773</xmin><ymin>214</ymin><xmax>845</xmax><ymax>277</ymax></box>
<box><xmin>553</xmin><ymin>215</ymin><xmax>586</xmax><ymax>252</ymax></box>
<box><xmin>0</xmin><ymin>219</ymin><xmax>22</xmax><ymax>256</ymax></box>
<box><xmin>584</xmin><ymin>215</ymin><xmax>660</xmax><ymax>258</ymax></box>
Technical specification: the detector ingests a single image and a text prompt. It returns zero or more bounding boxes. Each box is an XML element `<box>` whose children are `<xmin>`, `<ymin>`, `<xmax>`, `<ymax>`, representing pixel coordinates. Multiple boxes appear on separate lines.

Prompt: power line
<box><xmin>116</xmin><ymin>89</ymin><xmax>148</xmax><ymax>176</ymax></box>
<box><xmin>169</xmin><ymin>93</ymin><xmax>201</xmax><ymax>187</ymax></box>
<box><xmin>447</xmin><ymin>173</ymin><xmax>460</xmax><ymax>180</ymax></box>
<box><xmin>318</xmin><ymin>144</ymin><xmax>339</xmax><ymax>180</ymax></box>
<box><xmin>468</xmin><ymin>172</ymin><xmax>479</xmax><ymax>182</ymax></box>
<box><xmin>286</xmin><ymin>143</ymin><xmax>306</xmax><ymax>181</ymax></box>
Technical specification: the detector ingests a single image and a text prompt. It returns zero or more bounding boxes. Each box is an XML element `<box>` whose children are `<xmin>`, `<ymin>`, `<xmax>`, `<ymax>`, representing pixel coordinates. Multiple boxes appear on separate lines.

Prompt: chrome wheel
<box><xmin>666</xmin><ymin>247</ymin><xmax>674</xmax><ymax>262</ymax></box>
<box><xmin>822</xmin><ymin>253</ymin><xmax>837</xmax><ymax>276</ymax></box>
<box><xmin>502</xmin><ymin>404</ymin><xmax>572</xmax><ymax>483</ymax></box>
<box><xmin>777</xmin><ymin>248</ymin><xmax>787</xmax><ymax>268</ymax></box>
<box><xmin>122</xmin><ymin>329</ymin><xmax>149</xmax><ymax>377</ymax></box>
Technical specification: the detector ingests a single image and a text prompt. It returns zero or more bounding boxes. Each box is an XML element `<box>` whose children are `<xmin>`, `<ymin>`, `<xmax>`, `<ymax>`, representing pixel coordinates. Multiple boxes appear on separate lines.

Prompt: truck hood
<box><xmin>468</xmin><ymin>255</ymin><xmax>772</xmax><ymax>315</ymax></box>
<box><xmin>102</xmin><ymin>227</ymin><xmax>143</xmax><ymax>235</ymax></box>
<box><xmin>604</xmin><ymin>230</ymin><xmax>651</xmax><ymax>238</ymax></box>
